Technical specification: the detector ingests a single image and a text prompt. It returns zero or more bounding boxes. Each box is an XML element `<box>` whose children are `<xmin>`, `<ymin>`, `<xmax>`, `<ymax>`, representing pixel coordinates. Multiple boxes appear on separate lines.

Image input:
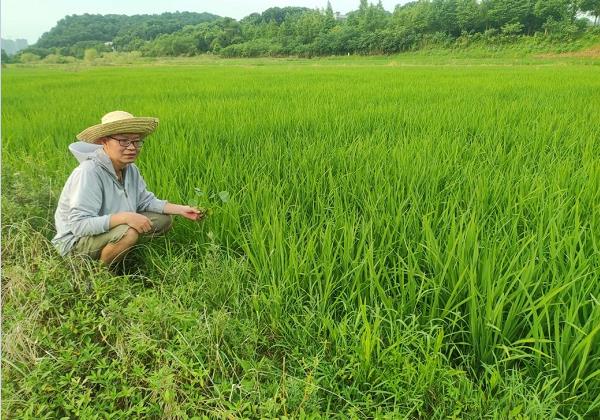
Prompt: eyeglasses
<box><xmin>109</xmin><ymin>135</ymin><xmax>144</xmax><ymax>149</ymax></box>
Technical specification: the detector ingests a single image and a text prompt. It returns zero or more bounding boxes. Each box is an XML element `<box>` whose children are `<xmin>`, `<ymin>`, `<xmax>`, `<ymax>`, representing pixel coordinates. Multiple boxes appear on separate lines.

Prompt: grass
<box><xmin>2</xmin><ymin>55</ymin><xmax>600</xmax><ymax>417</ymax></box>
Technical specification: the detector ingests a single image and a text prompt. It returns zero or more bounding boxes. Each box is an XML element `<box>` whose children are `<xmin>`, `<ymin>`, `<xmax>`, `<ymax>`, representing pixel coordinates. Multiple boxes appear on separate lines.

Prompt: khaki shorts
<box><xmin>71</xmin><ymin>212</ymin><xmax>173</xmax><ymax>260</ymax></box>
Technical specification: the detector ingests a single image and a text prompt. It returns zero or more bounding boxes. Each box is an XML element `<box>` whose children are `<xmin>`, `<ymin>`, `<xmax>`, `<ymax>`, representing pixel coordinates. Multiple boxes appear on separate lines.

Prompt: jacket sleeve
<box><xmin>135</xmin><ymin>168</ymin><xmax>167</xmax><ymax>213</ymax></box>
<box><xmin>67</xmin><ymin>166</ymin><xmax>111</xmax><ymax>237</ymax></box>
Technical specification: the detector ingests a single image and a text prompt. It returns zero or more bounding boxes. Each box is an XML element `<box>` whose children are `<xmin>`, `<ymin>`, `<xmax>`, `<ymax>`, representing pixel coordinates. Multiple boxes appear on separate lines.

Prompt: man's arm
<box><xmin>131</xmin><ymin>165</ymin><xmax>203</xmax><ymax>221</ymax></box>
<box><xmin>67</xmin><ymin>167</ymin><xmax>111</xmax><ymax>237</ymax></box>
<box><xmin>133</xmin><ymin>166</ymin><xmax>167</xmax><ymax>214</ymax></box>
<box><xmin>109</xmin><ymin>212</ymin><xmax>153</xmax><ymax>233</ymax></box>
<box><xmin>163</xmin><ymin>203</ymin><xmax>204</xmax><ymax>221</ymax></box>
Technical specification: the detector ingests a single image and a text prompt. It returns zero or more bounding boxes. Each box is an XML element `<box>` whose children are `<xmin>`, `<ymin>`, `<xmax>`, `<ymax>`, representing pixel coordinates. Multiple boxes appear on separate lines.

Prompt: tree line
<box><xmin>6</xmin><ymin>0</ymin><xmax>600</xmax><ymax>60</ymax></box>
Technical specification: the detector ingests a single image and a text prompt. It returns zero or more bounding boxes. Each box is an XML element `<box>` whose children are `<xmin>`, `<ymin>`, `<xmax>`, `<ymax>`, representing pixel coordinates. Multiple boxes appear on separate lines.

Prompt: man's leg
<box><xmin>140</xmin><ymin>212</ymin><xmax>173</xmax><ymax>236</ymax></box>
<box><xmin>72</xmin><ymin>213</ymin><xmax>171</xmax><ymax>266</ymax></box>
<box><xmin>99</xmin><ymin>227</ymin><xmax>139</xmax><ymax>265</ymax></box>
<box><xmin>72</xmin><ymin>225</ymin><xmax>139</xmax><ymax>266</ymax></box>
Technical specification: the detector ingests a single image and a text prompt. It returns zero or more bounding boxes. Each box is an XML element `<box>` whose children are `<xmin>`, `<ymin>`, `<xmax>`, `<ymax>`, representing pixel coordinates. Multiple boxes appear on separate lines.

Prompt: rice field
<box><xmin>3</xmin><ymin>58</ymin><xmax>600</xmax><ymax>417</ymax></box>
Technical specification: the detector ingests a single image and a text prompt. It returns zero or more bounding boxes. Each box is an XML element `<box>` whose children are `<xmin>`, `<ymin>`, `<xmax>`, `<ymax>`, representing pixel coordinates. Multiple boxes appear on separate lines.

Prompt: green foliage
<box><xmin>29</xmin><ymin>1</ymin><xmax>599</xmax><ymax>59</ymax></box>
<box><xmin>542</xmin><ymin>17</ymin><xmax>581</xmax><ymax>39</ymax></box>
<box><xmin>581</xmin><ymin>0</ymin><xmax>600</xmax><ymax>23</ymax></box>
<box><xmin>42</xmin><ymin>54</ymin><xmax>75</xmax><ymax>64</ymax></box>
<box><xmin>257</xmin><ymin>6</ymin><xmax>312</xmax><ymax>25</ymax></box>
<box><xmin>220</xmin><ymin>39</ymin><xmax>284</xmax><ymax>58</ymax></box>
<box><xmin>501</xmin><ymin>22</ymin><xmax>525</xmax><ymax>36</ymax></box>
<box><xmin>19</xmin><ymin>52</ymin><xmax>41</xmax><ymax>63</ymax></box>
<box><xmin>83</xmin><ymin>48</ymin><xmax>98</xmax><ymax>62</ymax></box>
<box><xmin>192</xmin><ymin>188</ymin><xmax>230</xmax><ymax>217</ymax></box>
<box><xmin>94</xmin><ymin>51</ymin><xmax>144</xmax><ymax>65</ymax></box>
<box><xmin>139</xmin><ymin>18</ymin><xmax>243</xmax><ymax>57</ymax></box>
<box><xmin>17</xmin><ymin>46</ymin><xmax>52</xmax><ymax>59</ymax></box>
<box><xmin>1</xmin><ymin>48</ymin><xmax>11</xmax><ymax>64</ymax></box>
<box><xmin>36</xmin><ymin>12</ymin><xmax>221</xmax><ymax>51</ymax></box>
<box><xmin>482</xmin><ymin>0</ymin><xmax>536</xmax><ymax>33</ymax></box>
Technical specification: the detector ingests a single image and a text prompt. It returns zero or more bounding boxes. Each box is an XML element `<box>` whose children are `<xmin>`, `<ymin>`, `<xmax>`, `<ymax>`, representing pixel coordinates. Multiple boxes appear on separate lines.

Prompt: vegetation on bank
<box><xmin>3</xmin><ymin>0</ymin><xmax>600</xmax><ymax>62</ymax></box>
<box><xmin>5</xmin><ymin>32</ymin><xmax>600</xmax><ymax>67</ymax></box>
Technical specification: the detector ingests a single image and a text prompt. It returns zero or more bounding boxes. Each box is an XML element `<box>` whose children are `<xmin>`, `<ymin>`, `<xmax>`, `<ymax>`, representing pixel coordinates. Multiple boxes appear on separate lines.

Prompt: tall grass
<box><xmin>3</xmin><ymin>59</ymin><xmax>600</xmax><ymax>417</ymax></box>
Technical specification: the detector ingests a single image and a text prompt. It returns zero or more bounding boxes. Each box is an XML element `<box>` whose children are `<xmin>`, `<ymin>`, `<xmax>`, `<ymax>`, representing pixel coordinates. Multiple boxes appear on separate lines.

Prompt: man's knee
<box><xmin>145</xmin><ymin>213</ymin><xmax>173</xmax><ymax>235</ymax></box>
<box><xmin>117</xmin><ymin>227</ymin><xmax>139</xmax><ymax>247</ymax></box>
<box><xmin>156</xmin><ymin>214</ymin><xmax>173</xmax><ymax>234</ymax></box>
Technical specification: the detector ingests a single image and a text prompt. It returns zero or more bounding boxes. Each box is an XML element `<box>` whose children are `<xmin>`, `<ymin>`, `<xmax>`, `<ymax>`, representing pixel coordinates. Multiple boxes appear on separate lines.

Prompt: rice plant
<box><xmin>2</xmin><ymin>59</ymin><xmax>599</xmax><ymax>417</ymax></box>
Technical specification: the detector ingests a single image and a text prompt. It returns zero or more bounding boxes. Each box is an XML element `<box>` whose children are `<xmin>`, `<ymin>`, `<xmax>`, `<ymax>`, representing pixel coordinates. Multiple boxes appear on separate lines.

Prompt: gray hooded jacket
<box><xmin>52</xmin><ymin>142</ymin><xmax>167</xmax><ymax>256</ymax></box>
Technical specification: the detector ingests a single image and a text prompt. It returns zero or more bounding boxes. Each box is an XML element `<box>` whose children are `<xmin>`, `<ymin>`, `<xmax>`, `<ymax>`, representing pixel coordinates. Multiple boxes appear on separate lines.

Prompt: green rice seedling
<box><xmin>193</xmin><ymin>187</ymin><xmax>230</xmax><ymax>217</ymax></box>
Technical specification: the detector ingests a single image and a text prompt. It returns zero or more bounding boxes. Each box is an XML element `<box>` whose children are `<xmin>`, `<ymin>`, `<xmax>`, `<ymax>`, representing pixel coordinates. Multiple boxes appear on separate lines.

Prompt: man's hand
<box><xmin>178</xmin><ymin>205</ymin><xmax>205</xmax><ymax>221</ymax></box>
<box><xmin>110</xmin><ymin>211</ymin><xmax>153</xmax><ymax>233</ymax></box>
<box><xmin>163</xmin><ymin>203</ymin><xmax>205</xmax><ymax>221</ymax></box>
<box><xmin>126</xmin><ymin>212</ymin><xmax>153</xmax><ymax>233</ymax></box>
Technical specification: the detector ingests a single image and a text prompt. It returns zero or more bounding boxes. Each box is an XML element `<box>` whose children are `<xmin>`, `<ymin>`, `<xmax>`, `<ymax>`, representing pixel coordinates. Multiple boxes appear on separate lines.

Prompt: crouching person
<box><xmin>52</xmin><ymin>110</ymin><xmax>203</xmax><ymax>266</ymax></box>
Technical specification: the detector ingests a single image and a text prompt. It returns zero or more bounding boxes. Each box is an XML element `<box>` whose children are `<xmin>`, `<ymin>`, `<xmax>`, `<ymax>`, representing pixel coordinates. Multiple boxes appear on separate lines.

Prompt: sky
<box><xmin>1</xmin><ymin>0</ymin><xmax>407</xmax><ymax>44</ymax></box>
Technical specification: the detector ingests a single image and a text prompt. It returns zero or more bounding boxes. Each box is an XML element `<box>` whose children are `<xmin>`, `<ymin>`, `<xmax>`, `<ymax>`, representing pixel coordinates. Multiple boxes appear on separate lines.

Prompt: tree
<box><xmin>534</xmin><ymin>0</ymin><xmax>576</xmax><ymax>25</ymax></box>
<box><xmin>430</xmin><ymin>0</ymin><xmax>460</xmax><ymax>35</ymax></box>
<box><xmin>1</xmin><ymin>49</ymin><xmax>10</xmax><ymax>64</ymax></box>
<box><xmin>35</xmin><ymin>12</ymin><xmax>220</xmax><ymax>51</ymax></box>
<box><xmin>391</xmin><ymin>2</ymin><xmax>435</xmax><ymax>34</ymax></box>
<box><xmin>324</xmin><ymin>1</ymin><xmax>336</xmax><ymax>31</ymax></box>
<box><xmin>581</xmin><ymin>0</ymin><xmax>600</xmax><ymax>25</ymax></box>
<box><xmin>260</xmin><ymin>7</ymin><xmax>310</xmax><ymax>25</ymax></box>
<box><xmin>348</xmin><ymin>0</ymin><xmax>390</xmax><ymax>32</ymax></box>
<box><xmin>482</xmin><ymin>0</ymin><xmax>536</xmax><ymax>33</ymax></box>
<box><xmin>14</xmin><ymin>1</ymin><xmax>594</xmax><ymax>59</ymax></box>
<box><xmin>456</xmin><ymin>0</ymin><xmax>485</xmax><ymax>33</ymax></box>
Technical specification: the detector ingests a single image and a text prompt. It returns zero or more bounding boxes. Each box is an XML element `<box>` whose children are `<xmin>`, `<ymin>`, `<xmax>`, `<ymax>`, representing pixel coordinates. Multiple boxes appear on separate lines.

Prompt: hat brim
<box><xmin>76</xmin><ymin>117</ymin><xmax>159</xmax><ymax>144</ymax></box>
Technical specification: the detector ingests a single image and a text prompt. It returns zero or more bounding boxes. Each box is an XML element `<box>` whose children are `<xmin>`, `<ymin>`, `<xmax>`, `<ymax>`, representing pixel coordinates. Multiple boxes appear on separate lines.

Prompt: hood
<box><xmin>69</xmin><ymin>141</ymin><xmax>122</xmax><ymax>181</ymax></box>
<box><xmin>69</xmin><ymin>141</ymin><xmax>103</xmax><ymax>163</ymax></box>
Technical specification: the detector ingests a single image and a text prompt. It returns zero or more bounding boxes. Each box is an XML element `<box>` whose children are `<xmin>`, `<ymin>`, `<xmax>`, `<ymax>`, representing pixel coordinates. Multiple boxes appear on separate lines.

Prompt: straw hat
<box><xmin>76</xmin><ymin>111</ymin><xmax>159</xmax><ymax>143</ymax></box>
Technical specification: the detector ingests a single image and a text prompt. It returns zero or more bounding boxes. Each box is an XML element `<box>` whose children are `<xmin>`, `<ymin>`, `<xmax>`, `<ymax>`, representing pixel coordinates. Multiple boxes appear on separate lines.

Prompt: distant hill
<box><xmin>1</xmin><ymin>38</ymin><xmax>29</xmax><ymax>55</ymax></box>
<box><xmin>12</xmin><ymin>3</ymin><xmax>600</xmax><ymax>61</ymax></box>
<box><xmin>35</xmin><ymin>12</ymin><xmax>221</xmax><ymax>49</ymax></box>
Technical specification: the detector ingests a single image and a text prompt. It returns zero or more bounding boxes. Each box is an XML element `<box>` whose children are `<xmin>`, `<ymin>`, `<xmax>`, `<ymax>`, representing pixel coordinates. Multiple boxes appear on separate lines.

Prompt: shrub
<box><xmin>42</xmin><ymin>54</ymin><xmax>67</xmax><ymax>64</ymax></box>
<box><xmin>501</xmin><ymin>22</ymin><xmax>524</xmax><ymax>36</ymax></box>
<box><xmin>19</xmin><ymin>53</ymin><xmax>40</xmax><ymax>63</ymax></box>
<box><xmin>84</xmin><ymin>48</ymin><xmax>99</xmax><ymax>62</ymax></box>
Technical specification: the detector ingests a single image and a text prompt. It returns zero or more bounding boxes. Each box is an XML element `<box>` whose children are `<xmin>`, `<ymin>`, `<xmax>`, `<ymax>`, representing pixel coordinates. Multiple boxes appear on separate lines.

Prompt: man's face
<box><xmin>101</xmin><ymin>133</ymin><xmax>144</xmax><ymax>168</ymax></box>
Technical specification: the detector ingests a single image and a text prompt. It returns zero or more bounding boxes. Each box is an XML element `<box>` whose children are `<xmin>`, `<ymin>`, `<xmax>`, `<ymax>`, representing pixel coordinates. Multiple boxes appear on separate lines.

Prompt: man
<box><xmin>52</xmin><ymin>110</ymin><xmax>203</xmax><ymax>265</ymax></box>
